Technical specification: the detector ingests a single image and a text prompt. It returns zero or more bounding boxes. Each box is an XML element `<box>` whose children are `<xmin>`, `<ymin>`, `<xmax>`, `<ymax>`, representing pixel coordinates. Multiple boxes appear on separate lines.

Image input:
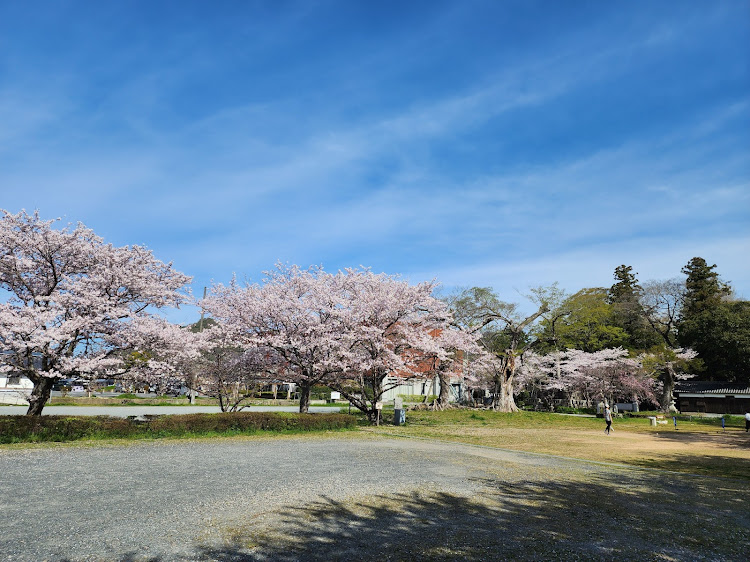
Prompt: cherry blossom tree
<box><xmin>203</xmin><ymin>264</ymin><xmax>479</xmax><ymax>422</ymax></box>
<box><xmin>184</xmin><ymin>323</ymin><xmax>277</xmax><ymax>412</ymax></box>
<box><xmin>330</xmin><ymin>269</ymin><xmax>477</xmax><ymax>422</ymax></box>
<box><xmin>517</xmin><ymin>348</ymin><xmax>656</xmax><ymax>410</ymax></box>
<box><xmin>114</xmin><ymin>316</ymin><xmax>203</xmax><ymax>394</ymax></box>
<box><xmin>553</xmin><ymin>348</ymin><xmax>654</xmax><ymax>407</ymax></box>
<box><xmin>640</xmin><ymin>347</ymin><xmax>696</xmax><ymax>412</ymax></box>
<box><xmin>202</xmin><ymin>264</ymin><xmax>352</xmax><ymax>414</ymax></box>
<box><xmin>0</xmin><ymin>209</ymin><xmax>192</xmax><ymax>415</ymax></box>
<box><xmin>426</xmin><ymin>327</ymin><xmax>484</xmax><ymax>410</ymax></box>
<box><xmin>515</xmin><ymin>351</ymin><xmax>558</xmax><ymax>410</ymax></box>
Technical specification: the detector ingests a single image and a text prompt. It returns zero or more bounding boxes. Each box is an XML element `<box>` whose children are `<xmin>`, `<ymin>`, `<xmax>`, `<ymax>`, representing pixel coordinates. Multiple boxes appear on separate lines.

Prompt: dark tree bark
<box><xmin>26</xmin><ymin>377</ymin><xmax>54</xmax><ymax>416</ymax></box>
<box><xmin>298</xmin><ymin>383</ymin><xmax>311</xmax><ymax>413</ymax></box>
<box><xmin>334</xmin><ymin>368</ymin><xmax>402</xmax><ymax>424</ymax></box>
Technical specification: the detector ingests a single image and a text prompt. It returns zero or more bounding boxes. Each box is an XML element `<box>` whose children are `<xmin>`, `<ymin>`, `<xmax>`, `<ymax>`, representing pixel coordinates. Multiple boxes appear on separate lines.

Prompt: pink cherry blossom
<box><xmin>0</xmin><ymin>209</ymin><xmax>192</xmax><ymax>415</ymax></box>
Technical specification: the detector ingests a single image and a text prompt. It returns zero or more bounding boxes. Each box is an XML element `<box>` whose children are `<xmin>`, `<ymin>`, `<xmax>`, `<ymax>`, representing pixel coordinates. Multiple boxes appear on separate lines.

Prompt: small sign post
<box><xmin>375</xmin><ymin>401</ymin><xmax>383</xmax><ymax>426</ymax></box>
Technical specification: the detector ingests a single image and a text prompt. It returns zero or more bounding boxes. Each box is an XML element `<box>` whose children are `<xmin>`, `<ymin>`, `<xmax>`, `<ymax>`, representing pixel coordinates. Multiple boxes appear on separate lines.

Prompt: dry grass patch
<box><xmin>365</xmin><ymin>410</ymin><xmax>750</xmax><ymax>480</ymax></box>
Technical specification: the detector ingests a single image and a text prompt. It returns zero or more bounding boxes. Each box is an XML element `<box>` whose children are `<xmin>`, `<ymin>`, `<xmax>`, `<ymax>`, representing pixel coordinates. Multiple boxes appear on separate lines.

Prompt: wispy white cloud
<box><xmin>1</xmin><ymin>0</ymin><xmax>747</xmax><ymax>314</ymax></box>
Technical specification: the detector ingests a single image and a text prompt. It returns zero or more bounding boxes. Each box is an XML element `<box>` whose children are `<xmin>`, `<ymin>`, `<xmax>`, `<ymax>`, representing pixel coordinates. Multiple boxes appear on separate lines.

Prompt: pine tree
<box><xmin>678</xmin><ymin>258</ymin><xmax>735</xmax><ymax>380</ymax></box>
<box><xmin>608</xmin><ymin>265</ymin><xmax>660</xmax><ymax>351</ymax></box>
<box><xmin>680</xmin><ymin>258</ymin><xmax>730</xmax><ymax>318</ymax></box>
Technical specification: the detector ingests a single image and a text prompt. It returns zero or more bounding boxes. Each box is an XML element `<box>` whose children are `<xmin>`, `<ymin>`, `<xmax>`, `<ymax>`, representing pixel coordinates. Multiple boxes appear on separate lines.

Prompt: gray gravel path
<box><xmin>1</xmin><ymin>435</ymin><xmax>747</xmax><ymax>561</ymax></box>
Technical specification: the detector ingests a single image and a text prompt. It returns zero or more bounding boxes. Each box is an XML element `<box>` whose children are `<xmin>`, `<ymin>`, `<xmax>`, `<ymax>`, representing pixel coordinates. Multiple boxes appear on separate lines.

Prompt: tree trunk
<box><xmin>493</xmin><ymin>355</ymin><xmax>518</xmax><ymax>412</ymax></box>
<box><xmin>218</xmin><ymin>391</ymin><xmax>229</xmax><ymax>412</ymax></box>
<box><xmin>496</xmin><ymin>372</ymin><xmax>518</xmax><ymax>412</ymax></box>
<box><xmin>26</xmin><ymin>377</ymin><xmax>54</xmax><ymax>416</ymax></box>
<box><xmin>434</xmin><ymin>368</ymin><xmax>452</xmax><ymax>410</ymax></box>
<box><xmin>364</xmin><ymin>408</ymin><xmax>379</xmax><ymax>424</ymax></box>
<box><xmin>298</xmin><ymin>384</ymin><xmax>311</xmax><ymax>413</ymax></box>
<box><xmin>660</xmin><ymin>363</ymin><xmax>676</xmax><ymax>413</ymax></box>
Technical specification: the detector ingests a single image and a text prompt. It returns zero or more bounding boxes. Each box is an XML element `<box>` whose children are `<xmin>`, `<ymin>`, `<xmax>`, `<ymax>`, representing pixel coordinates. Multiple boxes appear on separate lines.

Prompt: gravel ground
<box><xmin>1</xmin><ymin>435</ymin><xmax>748</xmax><ymax>561</ymax></box>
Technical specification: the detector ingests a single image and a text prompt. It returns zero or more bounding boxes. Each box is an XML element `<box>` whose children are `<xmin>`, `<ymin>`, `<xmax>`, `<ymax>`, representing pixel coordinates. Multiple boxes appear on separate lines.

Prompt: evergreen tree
<box><xmin>680</xmin><ymin>257</ymin><xmax>730</xmax><ymax>318</ymax></box>
<box><xmin>609</xmin><ymin>265</ymin><xmax>640</xmax><ymax>303</ymax></box>
<box><xmin>608</xmin><ymin>265</ymin><xmax>660</xmax><ymax>351</ymax></box>
<box><xmin>677</xmin><ymin>258</ymin><xmax>745</xmax><ymax>381</ymax></box>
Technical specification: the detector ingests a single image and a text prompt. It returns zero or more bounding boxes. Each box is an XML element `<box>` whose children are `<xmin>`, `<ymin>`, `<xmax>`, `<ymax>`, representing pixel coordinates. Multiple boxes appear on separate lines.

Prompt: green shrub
<box><xmin>554</xmin><ymin>406</ymin><xmax>596</xmax><ymax>415</ymax></box>
<box><xmin>0</xmin><ymin>412</ymin><xmax>356</xmax><ymax>444</ymax></box>
<box><xmin>397</xmin><ymin>394</ymin><xmax>437</xmax><ymax>403</ymax></box>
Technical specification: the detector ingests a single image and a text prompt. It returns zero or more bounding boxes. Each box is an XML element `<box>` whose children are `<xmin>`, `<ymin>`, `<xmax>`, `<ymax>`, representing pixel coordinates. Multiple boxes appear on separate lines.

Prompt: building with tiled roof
<box><xmin>674</xmin><ymin>381</ymin><xmax>750</xmax><ymax>414</ymax></box>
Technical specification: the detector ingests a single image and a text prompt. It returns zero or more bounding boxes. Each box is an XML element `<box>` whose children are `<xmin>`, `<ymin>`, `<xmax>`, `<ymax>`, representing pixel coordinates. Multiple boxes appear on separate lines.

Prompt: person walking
<box><xmin>604</xmin><ymin>404</ymin><xmax>613</xmax><ymax>435</ymax></box>
<box><xmin>745</xmin><ymin>411</ymin><xmax>750</xmax><ymax>432</ymax></box>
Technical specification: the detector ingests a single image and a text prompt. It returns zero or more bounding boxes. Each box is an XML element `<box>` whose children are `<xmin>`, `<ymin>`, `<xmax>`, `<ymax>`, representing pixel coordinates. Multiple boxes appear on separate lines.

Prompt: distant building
<box><xmin>0</xmin><ymin>372</ymin><xmax>33</xmax><ymax>404</ymax></box>
<box><xmin>379</xmin><ymin>374</ymin><xmax>464</xmax><ymax>403</ymax></box>
<box><xmin>0</xmin><ymin>348</ymin><xmax>36</xmax><ymax>404</ymax></box>
<box><xmin>674</xmin><ymin>381</ymin><xmax>750</xmax><ymax>414</ymax></box>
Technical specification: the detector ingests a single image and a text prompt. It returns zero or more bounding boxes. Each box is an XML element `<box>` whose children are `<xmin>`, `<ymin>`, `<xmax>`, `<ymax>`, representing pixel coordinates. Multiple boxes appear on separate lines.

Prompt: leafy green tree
<box><xmin>537</xmin><ymin>288</ymin><xmax>627</xmax><ymax>353</ymax></box>
<box><xmin>188</xmin><ymin>317</ymin><xmax>217</xmax><ymax>333</ymax></box>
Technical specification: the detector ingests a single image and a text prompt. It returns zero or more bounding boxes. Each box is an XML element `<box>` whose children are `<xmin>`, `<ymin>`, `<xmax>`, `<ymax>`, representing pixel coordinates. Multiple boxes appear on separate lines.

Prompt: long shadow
<box><xmin>649</xmin><ymin>429</ymin><xmax>750</xmax><ymax>450</ymax></box>
<box><xmin>628</xmin><ymin>451</ymin><xmax>750</xmax><ymax>480</ymax></box>
<box><xmin>195</xmin><ymin>473</ymin><xmax>749</xmax><ymax>561</ymax></box>
<box><xmin>61</xmin><ymin>554</ymin><xmax>163</xmax><ymax>562</ymax></box>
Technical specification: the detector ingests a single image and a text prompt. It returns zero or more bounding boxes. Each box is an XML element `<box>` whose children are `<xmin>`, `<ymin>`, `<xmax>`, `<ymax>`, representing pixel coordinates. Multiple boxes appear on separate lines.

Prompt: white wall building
<box><xmin>0</xmin><ymin>373</ymin><xmax>33</xmax><ymax>405</ymax></box>
<box><xmin>379</xmin><ymin>375</ymin><xmax>464</xmax><ymax>403</ymax></box>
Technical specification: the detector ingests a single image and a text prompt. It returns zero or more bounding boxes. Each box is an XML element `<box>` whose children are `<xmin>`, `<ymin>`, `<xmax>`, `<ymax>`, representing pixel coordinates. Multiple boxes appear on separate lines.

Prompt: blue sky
<box><xmin>1</xmin><ymin>0</ymin><xmax>748</xmax><ymax>322</ymax></box>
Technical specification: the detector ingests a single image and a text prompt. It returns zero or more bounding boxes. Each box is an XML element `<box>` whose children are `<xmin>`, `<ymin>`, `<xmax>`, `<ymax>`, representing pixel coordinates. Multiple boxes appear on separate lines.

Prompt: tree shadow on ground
<box><xmin>195</xmin><ymin>471</ymin><xmax>749</xmax><ymax>561</ymax></box>
<box><xmin>649</xmin><ymin>429</ymin><xmax>750</xmax><ymax>451</ymax></box>
<box><xmin>628</xmin><ymin>451</ymin><xmax>750</xmax><ymax>480</ymax></box>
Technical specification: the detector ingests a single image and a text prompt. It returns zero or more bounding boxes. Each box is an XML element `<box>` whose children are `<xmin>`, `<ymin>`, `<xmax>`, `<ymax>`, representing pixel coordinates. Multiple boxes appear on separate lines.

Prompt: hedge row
<box><xmin>0</xmin><ymin>412</ymin><xmax>357</xmax><ymax>444</ymax></box>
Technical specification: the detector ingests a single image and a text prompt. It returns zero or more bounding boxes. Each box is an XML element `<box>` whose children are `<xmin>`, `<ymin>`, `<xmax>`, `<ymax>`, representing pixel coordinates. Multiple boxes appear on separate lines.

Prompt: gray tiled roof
<box><xmin>675</xmin><ymin>381</ymin><xmax>750</xmax><ymax>395</ymax></box>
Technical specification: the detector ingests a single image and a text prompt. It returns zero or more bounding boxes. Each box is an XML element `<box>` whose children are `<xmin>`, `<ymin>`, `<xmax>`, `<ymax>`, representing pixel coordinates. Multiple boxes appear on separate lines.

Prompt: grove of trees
<box><xmin>201</xmin><ymin>264</ymin><xmax>480</xmax><ymax>422</ymax></box>
<box><xmin>1</xmin><ymin>209</ymin><xmax>748</xmax><ymax>418</ymax></box>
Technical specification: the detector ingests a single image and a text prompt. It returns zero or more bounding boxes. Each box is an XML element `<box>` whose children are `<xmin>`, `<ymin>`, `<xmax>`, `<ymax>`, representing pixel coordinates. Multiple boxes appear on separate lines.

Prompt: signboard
<box><xmin>375</xmin><ymin>401</ymin><xmax>383</xmax><ymax>410</ymax></box>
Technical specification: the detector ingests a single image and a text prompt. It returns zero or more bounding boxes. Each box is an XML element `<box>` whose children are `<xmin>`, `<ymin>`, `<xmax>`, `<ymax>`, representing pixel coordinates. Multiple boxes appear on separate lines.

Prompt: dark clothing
<box><xmin>604</xmin><ymin>407</ymin><xmax>613</xmax><ymax>434</ymax></box>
